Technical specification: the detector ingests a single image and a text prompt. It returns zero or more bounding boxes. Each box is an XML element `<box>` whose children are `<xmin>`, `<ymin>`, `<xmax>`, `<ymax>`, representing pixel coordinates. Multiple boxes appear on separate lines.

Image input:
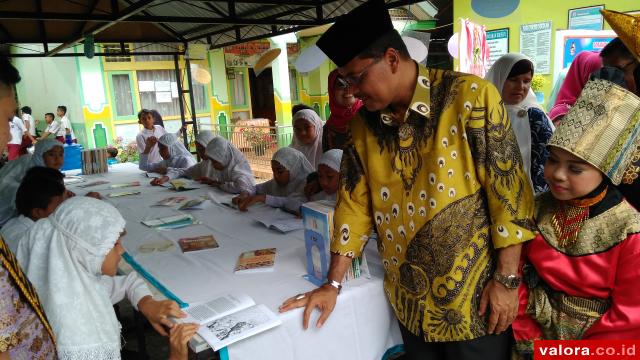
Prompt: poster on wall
<box><xmin>155</xmin><ymin>81</ymin><xmax>171</xmax><ymax>92</ymax></box>
<box><xmin>170</xmin><ymin>82</ymin><xmax>179</xmax><ymax>98</ymax></box>
<box><xmin>486</xmin><ymin>28</ymin><xmax>509</xmax><ymax>68</ymax></box>
<box><xmin>224</xmin><ymin>40</ymin><xmax>271</xmax><ymax>67</ymax></box>
<box><xmin>568</xmin><ymin>5</ymin><xmax>605</xmax><ymax>31</ymax></box>
<box><xmin>458</xmin><ymin>19</ymin><xmax>489</xmax><ymax>77</ymax></box>
<box><xmin>552</xmin><ymin>29</ymin><xmax>616</xmax><ymax>83</ymax></box>
<box><xmin>138</xmin><ymin>81</ymin><xmax>155</xmax><ymax>92</ymax></box>
<box><xmin>155</xmin><ymin>91</ymin><xmax>172</xmax><ymax>103</ymax></box>
<box><xmin>520</xmin><ymin>21</ymin><xmax>552</xmax><ymax>74</ymax></box>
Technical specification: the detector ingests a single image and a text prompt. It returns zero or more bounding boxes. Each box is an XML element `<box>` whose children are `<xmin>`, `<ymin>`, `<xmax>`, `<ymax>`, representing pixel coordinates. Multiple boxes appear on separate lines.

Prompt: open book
<box><xmin>182</xmin><ymin>293</ymin><xmax>281</xmax><ymax>351</ymax></box>
<box><xmin>208</xmin><ymin>191</ymin><xmax>238</xmax><ymax>210</ymax></box>
<box><xmin>250</xmin><ymin>207</ymin><xmax>303</xmax><ymax>233</ymax></box>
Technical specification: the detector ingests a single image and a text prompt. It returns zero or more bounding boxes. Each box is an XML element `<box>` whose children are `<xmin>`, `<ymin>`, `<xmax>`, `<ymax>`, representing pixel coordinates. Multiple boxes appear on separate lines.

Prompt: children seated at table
<box><xmin>290</xmin><ymin>109</ymin><xmax>323</xmax><ymax>167</ymax></box>
<box><xmin>139</xmin><ymin>133</ymin><xmax>196</xmax><ymax>174</ymax></box>
<box><xmin>235</xmin><ymin>147</ymin><xmax>314</xmax><ymax>213</ymax></box>
<box><xmin>38</xmin><ymin>112</ymin><xmax>65</xmax><ymax>143</ymax></box>
<box><xmin>150</xmin><ymin>130</ymin><xmax>220</xmax><ymax>185</ymax></box>
<box><xmin>197</xmin><ymin>136</ymin><xmax>255</xmax><ymax>194</ymax></box>
<box><xmin>15</xmin><ymin>196</ymin><xmax>196</xmax><ymax>359</ymax></box>
<box><xmin>308</xmin><ymin>149</ymin><xmax>342</xmax><ymax>202</ymax></box>
<box><xmin>136</xmin><ymin>109</ymin><xmax>167</xmax><ymax>167</ymax></box>
<box><xmin>0</xmin><ymin>139</ymin><xmax>63</xmax><ymax>226</ymax></box>
<box><xmin>1</xmin><ymin>167</ymin><xmax>66</xmax><ymax>253</ymax></box>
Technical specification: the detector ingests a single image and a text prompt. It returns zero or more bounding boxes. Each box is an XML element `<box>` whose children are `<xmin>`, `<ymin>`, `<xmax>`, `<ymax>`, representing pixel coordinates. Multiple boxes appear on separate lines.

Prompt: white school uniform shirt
<box><xmin>59</xmin><ymin>115</ymin><xmax>75</xmax><ymax>139</ymax></box>
<box><xmin>8</xmin><ymin>116</ymin><xmax>25</xmax><ymax>145</ymax></box>
<box><xmin>21</xmin><ymin>113</ymin><xmax>35</xmax><ymax>135</ymax></box>
<box><xmin>0</xmin><ymin>214</ymin><xmax>34</xmax><ymax>254</ymax></box>
<box><xmin>45</xmin><ymin>120</ymin><xmax>65</xmax><ymax>137</ymax></box>
<box><xmin>136</xmin><ymin>125</ymin><xmax>166</xmax><ymax>167</ymax></box>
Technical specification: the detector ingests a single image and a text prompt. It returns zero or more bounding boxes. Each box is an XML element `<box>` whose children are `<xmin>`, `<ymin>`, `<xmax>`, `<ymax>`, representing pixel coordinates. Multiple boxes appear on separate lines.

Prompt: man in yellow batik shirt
<box><xmin>280</xmin><ymin>1</ymin><xmax>535</xmax><ymax>358</ymax></box>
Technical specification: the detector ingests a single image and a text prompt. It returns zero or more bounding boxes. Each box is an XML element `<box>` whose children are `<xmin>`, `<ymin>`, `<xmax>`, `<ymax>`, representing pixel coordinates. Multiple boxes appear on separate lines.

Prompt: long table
<box><xmin>65</xmin><ymin>163</ymin><xmax>402</xmax><ymax>360</ymax></box>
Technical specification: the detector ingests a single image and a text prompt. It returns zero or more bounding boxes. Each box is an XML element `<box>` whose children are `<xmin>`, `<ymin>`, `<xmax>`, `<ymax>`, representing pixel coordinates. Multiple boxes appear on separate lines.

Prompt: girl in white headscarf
<box><xmin>198</xmin><ymin>136</ymin><xmax>255</xmax><ymax>194</ymax></box>
<box><xmin>140</xmin><ymin>132</ymin><xmax>196</xmax><ymax>174</ymax></box>
<box><xmin>235</xmin><ymin>147</ymin><xmax>314</xmax><ymax>213</ymax></box>
<box><xmin>15</xmin><ymin>197</ymin><xmax>194</xmax><ymax>359</ymax></box>
<box><xmin>290</xmin><ymin>109</ymin><xmax>324</xmax><ymax>168</ymax></box>
<box><xmin>485</xmin><ymin>53</ymin><xmax>555</xmax><ymax>194</ymax></box>
<box><xmin>0</xmin><ymin>138</ymin><xmax>63</xmax><ymax>226</ymax></box>
<box><xmin>309</xmin><ymin>149</ymin><xmax>342</xmax><ymax>202</ymax></box>
<box><xmin>152</xmin><ymin>130</ymin><xmax>220</xmax><ymax>185</ymax></box>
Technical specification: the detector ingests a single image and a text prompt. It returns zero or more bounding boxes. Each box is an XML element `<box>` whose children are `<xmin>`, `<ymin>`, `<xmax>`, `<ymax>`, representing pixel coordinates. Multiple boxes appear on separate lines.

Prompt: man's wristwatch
<box><xmin>493</xmin><ymin>273</ymin><xmax>521</xmax><ymax>289</ymax></box>
<box><xmin>323</xmin><ymin>279</ymin><xmax>342</xmax><ymax>294</ymax></box>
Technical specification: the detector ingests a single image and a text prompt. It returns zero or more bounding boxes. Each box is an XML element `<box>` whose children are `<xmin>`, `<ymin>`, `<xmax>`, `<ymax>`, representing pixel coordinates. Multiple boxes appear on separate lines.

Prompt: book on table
<box><xmin>234</xmin><ymin>248</ymin><xmax>276</xmax><ymax>274</ymax></box>
<box><xmin>163</xmin><ymin>179</ymin><xmax>202</xmax><ymax>191</ymax></box>
<box><xmin>141</xmin><ymin>214</ymin><xmax>196</xmax><ymax>229</ymax></box>
<box><xmin>301</xmin><ymin>200</ymin><xmax>370</xmax><ymax>286</ymax></box>
<box><xmin>154</xmin><ymin>196</ymin><xmax>188</xmax><ymax>207</ymax></box>
<box><xmin>181</xmin><ymin>293</ymin><xmax>281</xmax><ymax>351</ymax></box>
<box><xmin>249</xmin><ymin>208</ymin><xmax>303</xmax><ymax>233</ymax></box>
<box><xmin>108</xmin><ymin>191</ymin><xmax>141</xmax><ymax>198</ymax></box>
<box><xmin>109</xmin><ymin>181</ymin><xmax>140</xmax><ymax>189</ymax></box>
<box><xmin>178</xmin><ymin>235</ymin><xmax>219</xmax><ymax>253</ymax></box>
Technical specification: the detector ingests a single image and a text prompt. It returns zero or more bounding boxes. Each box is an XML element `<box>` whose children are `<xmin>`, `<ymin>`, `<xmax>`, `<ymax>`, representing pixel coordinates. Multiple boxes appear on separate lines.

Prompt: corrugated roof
<box><xmin>0</xmin><ymin>0</ymin><xmax>433</xmax><ymax>56</ymax></box>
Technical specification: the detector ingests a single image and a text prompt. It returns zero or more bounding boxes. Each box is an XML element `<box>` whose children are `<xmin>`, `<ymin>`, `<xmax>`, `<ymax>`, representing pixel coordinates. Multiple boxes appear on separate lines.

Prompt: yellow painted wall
<box><xmin>453</xmin><ymin>0</ymin><xmax>637</xmax><ymax>103</ymax></box>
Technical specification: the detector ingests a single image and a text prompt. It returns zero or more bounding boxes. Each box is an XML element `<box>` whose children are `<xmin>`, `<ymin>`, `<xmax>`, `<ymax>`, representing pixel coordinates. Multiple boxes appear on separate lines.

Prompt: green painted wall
<box><xmin>453</xmin><ymin>0</ymin><xmax>637</xmax><ymax>104</ymax></box>
<box><xmin>13</xmin><ymin>45</ymin><xmax>85</xmax><ymax>145</ymax></box>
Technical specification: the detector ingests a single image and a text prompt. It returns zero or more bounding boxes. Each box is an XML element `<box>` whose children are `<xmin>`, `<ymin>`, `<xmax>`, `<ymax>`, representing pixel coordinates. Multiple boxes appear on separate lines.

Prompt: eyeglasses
<box><xmin>341</xmin><ymin>59</ymin><xmax>381</xmax><ymax>87</ymax></box>
<box><xmin>335</xmin><ymin>77</ymin><xmax>349</xmax><ymax>89</ymax></box>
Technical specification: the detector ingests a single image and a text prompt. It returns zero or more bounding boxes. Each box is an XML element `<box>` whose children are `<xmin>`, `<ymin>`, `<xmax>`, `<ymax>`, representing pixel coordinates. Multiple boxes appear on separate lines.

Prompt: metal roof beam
<box><xmin>34</xmin><ymin>0</ymin><xmax>48</xmax><ymax>52</ymax></box>
<box><xmin>45</xmin><ymin>0</ymin><xmax>157</xmax><ymax>57</ymax></box>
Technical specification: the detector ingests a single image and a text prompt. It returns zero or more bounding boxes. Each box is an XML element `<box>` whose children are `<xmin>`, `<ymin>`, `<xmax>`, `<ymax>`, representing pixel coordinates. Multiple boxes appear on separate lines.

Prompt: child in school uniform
<box><xmin>512</xmin><ymin>80</ymin><xmax>640</xmax><ymax>357</ymax></box>
<box><xmin>1</xmin><ymin>167</ymin><xmax>66</xmax><ymax>253</ymax></box>
<box><xmin>38</xmin><ymin>112</ymin><xmax>65</xmax><ymax>142</ymax></box>
<box><xmin>0</xmin><ymin>139</ymin><xmax>63</xmax><ymax>226</ymax></box>
<box><xmin>56</xmin><ymin>105</ymin><xmax>76</xmax><ymax>144</ymax></box>
<box><xmin>150</xmin><ymin>130</ymin><xmax>219</xmax><ymax>185</ymax></box>
<box><xmin>15</xmin><ymin>196</ymin><xmax>198</xmax><ymax>359</ymax></box>
<box><xmin>139</xmin><ymin>133</ymin><xmax>196</xmax><ymax>174</ymax></box>
<box><xmin>196</xmin><ymin>136</ymin><xmax>255</xmax><ymax>194</ymax></box>
<box><xmin>136</xmin><ymin>109</ymin><xmax>167</xmax><ymax>168</ymax></box>
<box><xmin>290</xmin><ymin>109</ymin><xmax>323</xmax><ymax>168</ymax></box>
<box><xmin>235</xmin><ymin>147</ymin><xmax>314</xmax><ymax>213</ymax></box>
<box><xmin>308</xmin><ymin>149</ymin><xmax>342</xmax><ymax>202</ymax></box>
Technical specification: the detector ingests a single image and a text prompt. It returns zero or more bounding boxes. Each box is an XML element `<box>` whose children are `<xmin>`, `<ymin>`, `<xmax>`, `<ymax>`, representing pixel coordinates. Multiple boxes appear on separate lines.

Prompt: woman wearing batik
<box><xmin>486</xmin><ymin>54</ymin><xmax>554</xmax><ymax>194</ymax></box>
<box><xmin>322</xmin><ymin>69</ymin><xmax>363</xmax><ymax>152</ymax></box>
<box><xmin>139</xmin><ymin>133</ymin><xmax>196</xmax><ymax>174</ymax></box>
<box><xmin>512</xmin><ymin>80</ymin><xmax>640</xmax><ymax>358</ymax></box>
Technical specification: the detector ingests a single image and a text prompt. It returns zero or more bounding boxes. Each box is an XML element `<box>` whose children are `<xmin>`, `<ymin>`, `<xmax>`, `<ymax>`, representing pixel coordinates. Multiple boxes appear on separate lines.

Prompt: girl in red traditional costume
<box><xmin>512</xmin><ymin>79</ymin><xmax>640</xmax><ymax>358</ymax></box>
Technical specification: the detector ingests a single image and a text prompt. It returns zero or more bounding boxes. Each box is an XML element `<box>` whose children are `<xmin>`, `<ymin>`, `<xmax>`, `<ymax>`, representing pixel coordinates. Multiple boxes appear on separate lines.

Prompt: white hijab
<box><xmin>290</xmin><ymin>109</ymin><xmax>323</xmax><ymax>168</ymax></box>
<box><xmin>311</xmin><ymin>149</ymin><xmax>343</xmax><ymax>202</ymax></box>
<box><xmin>205</xmin><ymin>136</ymin><xmax>255</xmax><ymax>186</ymax></box>
<box><xmin>485</xmin><ymin>53</ymin><xmax>541</xmax><ymax>181</ymax></box>
<box><xmin>17</xmin><ymin>197</ymin><xmax>125</xmax><ymax>360</ymax></box>
<box><xmin>0</xmin><ymin>139</ymin><xmax>62</xmax><ymax>225</ymax></box>
<box><xmin>262</xmin><ymin>147</ymin><xmax>315</xmax><ymax>197</ymax></box>
<box><xmin>195</xmin><ymin>130</ymin><xmax>218</xmax><ymax>147</ymax></box>
<box><xmin>158</xmin><ymin>133</ymin><xmax>197</xmax><ymax>168</ymax></box>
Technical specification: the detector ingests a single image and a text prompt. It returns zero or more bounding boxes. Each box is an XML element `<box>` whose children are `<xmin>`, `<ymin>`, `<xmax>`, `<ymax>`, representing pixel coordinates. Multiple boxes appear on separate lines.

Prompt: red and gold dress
<box><xmin>513</xmin><ymin>187</ymin><xmax>640</xmax><ymax>357</ymax></box>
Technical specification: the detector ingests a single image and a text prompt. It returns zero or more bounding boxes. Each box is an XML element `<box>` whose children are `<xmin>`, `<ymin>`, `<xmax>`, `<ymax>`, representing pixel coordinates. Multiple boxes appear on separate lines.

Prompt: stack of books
<box><xmin>81</xmin><ymin>148</ymin><xmax>109</xmax><ymax>175</ymax></box>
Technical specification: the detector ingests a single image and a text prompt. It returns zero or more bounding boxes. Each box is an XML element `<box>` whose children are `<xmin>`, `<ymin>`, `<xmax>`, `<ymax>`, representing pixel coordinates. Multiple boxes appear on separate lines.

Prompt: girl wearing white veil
<box><xmin>201</xmin><ymin>136</ymin><xmax>255</xmax><ymax>194</ymax></box>
<box><xmin>152</xmin><ymin>130</ymin><xmax>220</xmax><ymax>185</ymax></box>
<box><xmin>140</xmin><ymin>133</ymin><xmax>196</xmax><ymax>174</ymax></box>
<box><xmin>235</xmin><ymin>147</ymin><xmax>314</xmax><ymax>213</ymax></box>
<box><xmin>290</xmin><ymin>109</ymin><xmax>323</xmax><ymax>168</ymax></box>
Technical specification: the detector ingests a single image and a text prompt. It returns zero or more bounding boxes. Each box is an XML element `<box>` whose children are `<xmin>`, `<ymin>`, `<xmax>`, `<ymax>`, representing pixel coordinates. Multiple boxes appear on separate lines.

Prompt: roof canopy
<box><xmin>0</xmin><ymin>0</ymin><xmax>430</xmax><ymax>57</ymax></box>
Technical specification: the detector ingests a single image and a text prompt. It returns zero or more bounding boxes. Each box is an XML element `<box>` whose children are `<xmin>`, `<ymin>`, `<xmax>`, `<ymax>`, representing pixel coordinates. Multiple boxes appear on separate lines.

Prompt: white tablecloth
<box><xmin>66</xmin><ymin>163</ymin><xmax>402</xmax><ymax>360</ymax></box>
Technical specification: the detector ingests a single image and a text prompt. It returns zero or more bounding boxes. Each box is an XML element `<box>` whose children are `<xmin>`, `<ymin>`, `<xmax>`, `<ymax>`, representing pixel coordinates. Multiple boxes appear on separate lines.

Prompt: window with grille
<box><xmin>133</xmin><ymin>43</ymin><xmax>176</xmax><ymax>62</ymax></box>
<box><xmin>102</xmin><ymin>44</ymin><xmax>131</xmax><ymax>62</ymax></box>
<box><xmin>137</xmin><ymin>70</ymin><xmax>180</xmax><ymax>116</ymax></box>
<box><xmin>231</xmin><ymin>71</ymin><xmax>246</xmax><ymax>106</ymax></box>
<box><xmin>111</xmin><ymin>74</ymin><xmax>134</xmax><ymax>116</ymax></box>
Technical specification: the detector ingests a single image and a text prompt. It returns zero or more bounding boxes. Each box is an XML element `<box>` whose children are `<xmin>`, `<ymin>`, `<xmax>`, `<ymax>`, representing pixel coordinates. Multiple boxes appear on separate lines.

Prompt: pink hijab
<box><xmin>548</xmin><ymin>51</ymin><xmax>602</xmax><ymax>121</ymax></box>
<box><xmin>326</xmin><ymin>69</ymin><xmax>363</xmax><ymax>132</ymax></box>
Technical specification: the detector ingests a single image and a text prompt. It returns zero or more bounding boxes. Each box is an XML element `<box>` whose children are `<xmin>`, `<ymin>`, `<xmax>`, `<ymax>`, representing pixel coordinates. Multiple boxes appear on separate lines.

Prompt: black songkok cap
<box><xmin>316</xmin><ymin>0</ymin><xmax>393</xmax><ymax>67</ymax></box>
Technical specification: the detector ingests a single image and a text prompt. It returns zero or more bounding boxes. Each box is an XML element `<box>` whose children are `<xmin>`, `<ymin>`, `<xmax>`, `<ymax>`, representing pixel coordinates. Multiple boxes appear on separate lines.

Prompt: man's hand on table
<box><xmin>137</xmin><ymin>296</ymin><xmax>187</xmax><ymax>336</ymax></box>
<box><xmin>279</xmin><ymin>284</ymin><xmax>339</xmax><ymax>329</ymax></box>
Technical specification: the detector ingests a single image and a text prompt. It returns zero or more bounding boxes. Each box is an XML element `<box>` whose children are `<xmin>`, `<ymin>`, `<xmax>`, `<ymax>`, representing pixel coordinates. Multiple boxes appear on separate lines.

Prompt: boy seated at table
<box><xmin>1</xmin><ymin>167</ymin><xmax>67</xmax><ymax>253</ymax></box>
<box><xmin>37</xmin><ymin>112</ymin><xmax>65</xmax><ymax>142</ymax></box>
<box><xmin>234</xmin><ymin>147</ymin><xmax>313</xmax><ymax>214</ymax></box>
<box><xmin>307</xmin><ymin>149</ymin><xmax>342</xmax><ymax>202</ymax></box>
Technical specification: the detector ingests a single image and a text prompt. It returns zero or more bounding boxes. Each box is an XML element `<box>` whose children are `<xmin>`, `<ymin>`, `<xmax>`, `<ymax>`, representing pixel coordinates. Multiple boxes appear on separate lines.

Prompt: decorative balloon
<box><xmin>401</xmin><ymin>36</ymin><xmax>428</xmax><ymax>63</ymax></box>
<box><xmin>447</xmin><ymin>33</ymin><xmax>459</xmax><ymax>59</ymax></box>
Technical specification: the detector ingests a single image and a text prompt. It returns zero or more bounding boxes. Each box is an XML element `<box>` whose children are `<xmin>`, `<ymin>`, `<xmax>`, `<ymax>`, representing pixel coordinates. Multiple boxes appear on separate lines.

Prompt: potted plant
<box><xmin>531</xmin><ymin>74</ymin><xmax>547</xmax><ymax>104</ymax></box>
<box><xmin>241</xmin><ymin>127</ymin><xmax>272</xmax><ymax>156</ymax></box>
<box><xmin>113</xmin><ymin>136</ymin><xmax>140</xmax><ymax>163</ymax></box>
